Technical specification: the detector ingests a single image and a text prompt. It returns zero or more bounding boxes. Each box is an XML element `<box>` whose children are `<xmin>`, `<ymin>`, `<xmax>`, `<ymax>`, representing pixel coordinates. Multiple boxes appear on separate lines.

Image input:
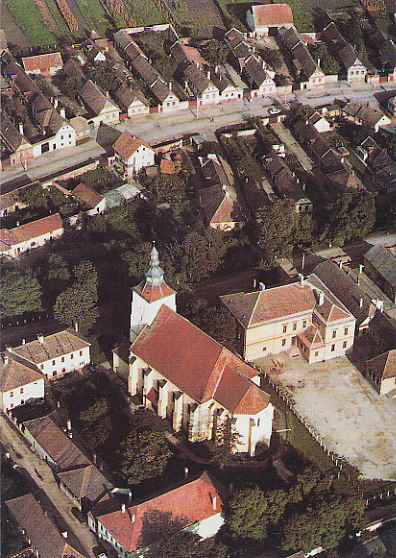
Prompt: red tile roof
<box><xmin>0</xmin><ymin>357</ymin><xmax>43</xmax><ymax>391</ymax></box>
<box><xmin>131</xmin><ymin>306</ymin><xmax>268</xmax><ymax>413</ymax></box>
<box><xmin>12</xmin><ymin>329</ymin><xmax>90</xmax><ymax>364</ymax></box>
<box><xmin>213</xmin><ymin>366</ymin><xmax>269</xmax><ymax>414</ymax></box>
<box><xmin>251</xmin><ymin>4</ymin><xmax>294</xmax><ymax>26</ymax></box>
<box><xmin>72</xmin><ymin>182</ymin><xmax>104</xmax><ymax>209</ymax></box>
<box><xmin>314</xmin><ymin>300</ymin><xmax>351</xmax><ymax>323</ymax></box>
<box><xmin>159</xmin><ymin>158</ymin><xmax>176</xmax><ymax>174</ymax></box>
<box><xmin>366</xmin><ymin>349</ymin><xmax>396</xmax><ymax>381</ymax></box>
<box><xmin>133</xmin><ymin>280</ymin><xmax>176</xmax><ymax>303</ymax></box>
<box><xmin>113</xmin><ymin>131</ymin><xmax>151</xmax><ymax>160</ymax></box>
<box><xmin>22</xmin><ymin>52</ymin><xmax>63</xmax><ymax>74</ymax></box>
<box><xmin>92</xmin><ymin>472</ymin><xmax>222</xmax><ymax>552</ymax></box>
<box><xmin>297</xmin><ymin>325</ymin><xmax>324</xmax><ymax>348</ymax></box>
<box><xmin>0</xmin><ymin>213</ymin><xmax>63</xmax><ymax>249</ymax></box>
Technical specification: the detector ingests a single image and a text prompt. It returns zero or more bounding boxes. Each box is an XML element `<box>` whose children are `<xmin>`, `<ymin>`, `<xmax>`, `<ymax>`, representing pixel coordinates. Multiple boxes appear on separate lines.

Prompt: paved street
<box><xmin>1</xmin><ymin>81</ymin><xmax>395</xmax><ymax>191</ymax></box>
<box><xmin>0</xmin><ymin>414</ymin><xmax>97</xmax><ymax>558</ymax></box>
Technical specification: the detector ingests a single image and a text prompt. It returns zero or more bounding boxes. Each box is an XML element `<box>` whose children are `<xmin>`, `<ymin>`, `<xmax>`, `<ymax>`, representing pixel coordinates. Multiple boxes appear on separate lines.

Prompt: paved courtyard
<box><xmin>255</xmin><ymin>354</ymin><xmax>396</xmax><ymax>480</ymax></box>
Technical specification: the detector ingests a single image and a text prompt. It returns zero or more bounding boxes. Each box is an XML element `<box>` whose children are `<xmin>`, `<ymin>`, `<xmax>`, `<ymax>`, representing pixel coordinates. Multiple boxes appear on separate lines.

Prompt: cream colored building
<box><xmin>114</xmin><ymin>246</ymin><xmax>274</xmax><ymax>455</ymax></box>
<box><xmin>365</xmin><ymin>350</ymin><xmax>396</xmax><ymax>395</ymax></box>
<box><xmin>0</xmin><ymin>356</ymin><xmax>44</xmax><ymax>411</ymax></box>
<box><xmin>221</xmin><ymin>279</ymin><xmax>356</xmax><ymax>362</ymax></box>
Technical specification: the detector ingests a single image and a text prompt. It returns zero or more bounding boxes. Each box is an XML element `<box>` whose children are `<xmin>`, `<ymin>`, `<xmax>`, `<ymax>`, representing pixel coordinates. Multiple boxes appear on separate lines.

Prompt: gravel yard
<box><xmin>256</xmin><ymin>354</ymin><xmax>396</xmax><ymax>481</ymax></box>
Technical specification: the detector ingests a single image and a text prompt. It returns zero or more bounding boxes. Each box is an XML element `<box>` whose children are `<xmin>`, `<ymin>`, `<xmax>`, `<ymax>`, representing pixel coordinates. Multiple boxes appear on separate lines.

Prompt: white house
<box><xmin>72</xmin><ymin>182</ymin><xmax>106</xmax><ymax>215</ymax></box>
<box><xmin>113</xmin><ymin>131</ymin><xmax>155</xmax><ymax>177</ymax></box>
<box><xmin>22</xmin><ymin>52</ymin><xmax>63</xmax><ymax>76</ymax></box>
<box><xmin>0</xmin><ymin>213</ymin><xmax>64</xmax><ymax>258</ymax></box>
<box><xmin>9</xmin><ymin>330</ymin><xmax>91</xmax><ymax>380</ymax></box>
<box><xmin>88</xmin><ymin>472</ymin><xmax>224</xmax><ymax>557</ymax></box>
<box><xmin>79</xmin><ymin>79</ymin><xmax>120</xmax><ymax>128</ymax></box>
<box><xmin>247</xmin><ymin>3</ymin><xmax>294</xmax><ymax>37</ymax></box>
<box><xmin>113</xmin><ymin>82</ymin><xmax>150</xmax><ymax>118</ymax></box>
<box><xmin>0</xmin><ymin>355</ymin><xmax>44</xmax><ymax>411</ymax></box>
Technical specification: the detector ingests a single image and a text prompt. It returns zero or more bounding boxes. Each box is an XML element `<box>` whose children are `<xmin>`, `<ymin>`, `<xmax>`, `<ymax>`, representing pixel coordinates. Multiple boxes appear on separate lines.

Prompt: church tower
<box><xmin>130</xmin><ymin>245</ymin><xmax>176</xmax><ymax>341</ymax></box>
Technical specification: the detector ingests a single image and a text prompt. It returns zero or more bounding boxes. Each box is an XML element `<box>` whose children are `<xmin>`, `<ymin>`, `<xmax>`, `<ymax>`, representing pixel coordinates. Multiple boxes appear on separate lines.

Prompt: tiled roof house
<box><xmin>0</xmin><ymin>355</ymin><xmax>44</xmax><ymax>411</ymax></box>
<box><xmin>365</xmin><ymin>349</ymin><xmax>396</xmax><ymax>395</ymax></box>
<box><xmin>0</xmin><ymin>213</ymin><xmax>64</xmax><ymax>257</ymax></box>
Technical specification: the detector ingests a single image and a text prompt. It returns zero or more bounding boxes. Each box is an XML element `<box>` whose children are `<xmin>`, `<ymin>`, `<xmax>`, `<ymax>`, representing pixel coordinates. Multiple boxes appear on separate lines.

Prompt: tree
<box><xmin>120</xmin><ymin>431</ymin><xmax>172</xmax><ymax>485</ymax></box>
<box><xmin>202</xmin><ymin>40</ymin><xmax>229</xmax><ymax>66</ymax></box>
<box><xmin>179</xmin><ymin>228</ymin><xmax>229</xmax><ymax>285</ymax></box>
<box><xmin>46</xmin><ymin>253</ymin><xmax>70</xmax><ymax>300</ymax></box>
<box><xmin>60</xmin><ymin>76</ymin><xmax>82</xmax><ymax>100</ymax></box>
<box><xmin>257</xmin><ymin>199</ymin><xmax>298</xmax><ymax>262</ymax></box>
<box><xmin>79</xmin><ymin>397</ymin><xmax>109</xmax><ymax>423</ymax></box>
<box><xmin>159</xmin><ymin>532</ymin><xmax>227</xmax><ymax>558</ymax></box>
<box><xmin>213</xmin><ymin>416</ymin><xmax>242</xmax><ymax>466</ymax></box>
<box><xmin>227</xmin><ymin>486</ymin><xmax>269</xmax><ymax>540</ymax></box>
<box><xmin>53</xmin><ymin>284</ymin><xmax>98</xmax><ymax>333</ymax></box>
<box><xmin>1</xmin><ymin>268</ymin><xmax>42</xmax><ymax>317</ymax></box>
<box><xmin>73</xmin><ymin>260</ymin><xmax>98</xmax><ymax>302</ymax></box>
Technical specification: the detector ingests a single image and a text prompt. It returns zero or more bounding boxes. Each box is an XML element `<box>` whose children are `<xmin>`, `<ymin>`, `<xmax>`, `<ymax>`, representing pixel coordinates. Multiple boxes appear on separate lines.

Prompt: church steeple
<box><xmin>130</xmin><ymin>244</ymin><xmax>177</xmax><ymax>341</ymax></box>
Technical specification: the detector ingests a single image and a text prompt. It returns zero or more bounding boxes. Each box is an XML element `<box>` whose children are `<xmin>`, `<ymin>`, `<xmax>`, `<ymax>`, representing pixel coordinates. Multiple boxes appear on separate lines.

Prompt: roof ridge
<box><xmin>248</xmin><ymin>290</ymin><xmax>262</xmax><ymax>327</ymax></box>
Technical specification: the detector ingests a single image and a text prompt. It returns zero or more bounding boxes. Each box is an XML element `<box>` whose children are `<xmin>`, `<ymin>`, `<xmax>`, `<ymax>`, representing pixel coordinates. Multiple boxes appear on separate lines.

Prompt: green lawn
<box><xmin>124</xmin><ymin>0</ymin><xmax>164</xmax><ymax>26</ymax></box>
<box><xmin>4</xmin><ymin>0</ymin><xmax>56</xmax><ymax>46</ymax></box>
<box><xmin>75</xmin><ymin>0</ymin><xmax>113</xmax><ymax>35</ymax></box>
<box><xmin>45</xmin><ymin>0</ymin><xmax>75</xmax><ymax>40</ymax></box>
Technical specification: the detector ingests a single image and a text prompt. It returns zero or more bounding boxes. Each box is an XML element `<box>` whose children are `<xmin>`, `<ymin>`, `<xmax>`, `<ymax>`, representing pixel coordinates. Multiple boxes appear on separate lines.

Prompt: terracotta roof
<box><xmin>366</xmin><ymin>350</ymin><xmax>396</xmax><ymax>381</ymax></box>
<box><xmin>113</xmin><ymin>131</ymin><xmax>152</xmax><ymax>160</ymax></box>
<box><xmin>170</xmin><ymin>41</ymin><xmax>206</xmax><ymax>67</ymax></box>
<box><xmin>0</xmin><ymin>213</ymin><xmax>63</xmax><ymax>250</ymax></box>
<box><xmin>159</xmin><ymin>158</ymin><xmax>176</xmax><ymax>174</ymax></box>
<box><xmin>251</xmin><ymin>4</ymin><xmax>294</xmax><ymax>26</ymax></box>
<box><xmin>72</xmin><ymin>182</ymin><xmax>103</xmax><ymax>209</ymax></box>
<box><xmin>23</xmin><ymin>412</ymin><xmax>90</xmax><ymax>470</ymax></box>
<box><xmin>0</xmin><ymin>357</ymin><xmax>43</xmax><ymax>392</ymax></box>
<box><xmin>131</xmin><ymin>306</ymin><xmax>266</xmax><ymax>411</ymax></box>
<box><xmin>297</xmin><ymin>325</ymin><xmax>324</xmax><ymax>348</ymax></box>
<box><xmin>314</xmin><ymin>299</ymin><xmax>352</xmax><ymax>323</ymax></box>
<box><xmin>221</xmin><ymin>283</ymin><xmax>316</xmax><ymax>328</ymax></box>
<box><xmin>199</xmin><ymin>184</ymin><xmax>241</xmax><ymax>225</ymax></box>
<box><xmin>22</xmin><ymin>52</ymin><xmax>62</xmax><ymax>73</ymax></box>
<box><xmin>6</xmin><ymin>493</ymin><xmax>86</xmax><ymax>558</ymax></box>
<box><xmin>11</xmin><ymin>329</ymin><xmax>90</xmax><ymax>364</ymax></box>
<box><xmin>91</xmin><ymin>472</ymin><xmax>222</xmax><ymax>552</ymax></box>
<box><xmin>133</xmin><ymin>280</ymin><xmax>176</xmax><ymax>302</ymax></box>
<box><xmin>213</xmin><ymin>366</ymin><xmax>270</xmax><ymax>413</ymax></box>
<box><xmin>57</xmin><ymin>464</ymin><xmax>112</xmax><ymax>504</ymax></box>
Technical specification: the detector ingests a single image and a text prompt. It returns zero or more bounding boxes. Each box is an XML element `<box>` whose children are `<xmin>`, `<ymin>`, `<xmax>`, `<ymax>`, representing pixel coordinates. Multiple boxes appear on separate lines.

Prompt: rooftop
<box><xmin>365</xmin><ymin>245</ymin><xmax>396</xmax><ymax>288</ymax></box>
<box><xmin>0</xmin><ymin>213</ymin><xmax>63</xmax><ymax>251</ymax></box>
<box><xmin>113</xmin><ymin>130</ymin><xmax>152</xmax><ymax>160</ymax></box>
<box><xmin>22</xmin><ymin>52</ymin><xmax>63</xmax><ymax>73</ymax></box>
<box><xmin>72</xmin><ymin>182</ymin><xmax>103</xmax><ymax>209</ymax></box>
<box><xmin>11</xmin><ymin>329</ymin><xmax>90</xmax><ymax>364</ymax></box>
<box><xmin>0</xmin><ymin>356</ymin><xmax>43</xmax><ymax>392</ymax></box>
<box><xmin>250</xmin><ymin>4</ymin><xmax>294</xmax><ymax>26</ymax></box>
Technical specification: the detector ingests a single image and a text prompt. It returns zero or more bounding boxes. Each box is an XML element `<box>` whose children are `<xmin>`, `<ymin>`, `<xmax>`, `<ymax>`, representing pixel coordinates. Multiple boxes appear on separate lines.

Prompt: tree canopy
<box><xmin>1</xmin><ymin>268</ymin><xmax>42</xmax><ymax>317</ymax></box>
<box><xmin>120</xmin><ymin>430</ymin><xmax>172</xmax><ymax>485</ymax></box>
<box><xmin>158</xmin><ymin>532</ymin><xmax>227</xmax><ymax>558</ymax></box>
<box><xmin>257</xmin><ymin>199</ymin><xmax>299</xmax><ymax>262</ymax></box>
<box><xmin>202</xmin><ymin>40</ymin><xmax>229</xmax><ymax>66</ymax></box>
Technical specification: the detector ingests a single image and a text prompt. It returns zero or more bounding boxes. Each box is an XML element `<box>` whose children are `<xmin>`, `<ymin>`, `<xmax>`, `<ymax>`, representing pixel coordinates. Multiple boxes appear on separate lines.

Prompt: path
<box><xmin>270</xmin><ymin>122</ymin><xmax>313</xmax><ymax>172</ymax></box>
<box><xmin>0</xmin><ymin>414</ymin><xmax>97</xmax><ymax>558</ymax></box>
<box><xmin>0</xmin><ymin>4</ymin><xmax>31</xmax><ymax>48</ymax></box>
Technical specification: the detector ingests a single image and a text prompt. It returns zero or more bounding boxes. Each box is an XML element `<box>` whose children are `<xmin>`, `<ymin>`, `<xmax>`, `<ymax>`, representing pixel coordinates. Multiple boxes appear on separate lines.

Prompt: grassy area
<box><xmin>75</xmin><ymin>0</ymin><xmax>113</xmax><ymax>35</ymax></box>
<box><xmin>4</xmin><ymin>0</ymin><xmax>56</xmax><ymax>46</ymax></box>
<box><xmin>45</xmin><ymin>0</ymin><xmax>75</xmax><ymax>40</ymax></box>
<box><xmin>124</xmin><ymin>0</ymin><xmax>164</xmax><ymax>26</ymax></box>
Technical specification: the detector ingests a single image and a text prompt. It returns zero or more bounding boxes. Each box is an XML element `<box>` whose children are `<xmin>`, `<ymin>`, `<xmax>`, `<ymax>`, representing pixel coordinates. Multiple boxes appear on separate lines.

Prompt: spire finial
<box><xmin>145</xmin><ymin>243</ymin><xmax>164</xmax><ymax>286</ymax></box>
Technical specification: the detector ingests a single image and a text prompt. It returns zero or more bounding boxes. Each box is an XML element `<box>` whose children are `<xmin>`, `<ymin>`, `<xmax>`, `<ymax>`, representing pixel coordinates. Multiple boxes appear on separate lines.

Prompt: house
<box><xmin>79</xmin><ymin>79</ymin><xmax>120</xmax><ymax>127</ymax></box>
<box><xmin>57</xmin><ymin>464</ymin><xmax>113</xmax><ymax>512</ymax></box>
<box><xmin>224</xmin><ymin>28</ymin><xmax>252</xmax><ymax>70</ymax></box>
<box><xmin>198</xmin><ymin>184</ymin><xmax>243</xmax><ymax>231</ymax></box>
<box><xmin>322</xmin><ymin>22</ymin><xmax>367</xmax><ymax>83</ymax></box>
<box><xmin>63</xmin><ymin>57</ymin><xmax>86</xmax><ymax>80</ymax></box>
<box><xmin>88</xmin><ymin>472</ymin><xmax>224</xmax><ymax>557</ymax></box>
<box><xmin>22</xmin><ymin>52</ymin><xmax>63</xmax><ymax>76</ymax></box>
<box><xmin>113</xmin><ymin>82</ymin><xmax>150</xmax><ymax>117</ymax></box>
<box><xmin>72</xmin><ymin>182</ymin><xmax>105</xmax><ymax>215</ymax></box>
<box><xmin>8</xmin><ymin>330</ymin><xmax>91</xmax><ymax>380</ymax></box>
<box><xmin>170</xmin><ymin>40</ymin><xmax>206</xmax><ymax>68</ymax></box>
<box><xmin>364</xmin><ymin>245</ymin><xmax>396</xmax><ymax>303</ymax></box>
<box><xmin>365</xmin><ymin>350</ymin><xmax>396</xmax><ymax>395</ymax></box>
<box><xmin>247</xmin><ymin>3</ymin><xmax>294</xmax><ymax>37</ymax></box>
<box><xmin>310</xmin><ymin>261</ymin><xmax>376</xmax><ymax>333</ymax></box>
<box><xmin>243</xmin><ymin>55</ymin><xmax>276</xmax><ymax>96</ymax></box>
<box><xmin>85</xmin><ymin>44</ymin><xmax>107</xmax><ymax>64</ymax></box>
<box><xmin>0</xmin><ymin>213</ymin><xmax>64</xmax><ymax>258</ymax></box>
<box><xmin>182</xmin><ymin>63</ymin><xmax>220</xmax><ymax>104</ymax></box>
<box><xmin>358</xmin><ymin>137</ymin><xmax>396</xmax><ymax>193</ymax></box>
<box><xmin>6</xmin><ymin>492</ymin><xmax>87</xmax><ymax>558</ymax></box>
<box><xmin>279</xmin><ymin>27</ymin><xmax>325</xmax><ymax>89</ymax></box>
<box><xmin>210</xmin><ymin>67</ymin><xmax>242</xmax><ymax>101</ymax></box>
<box><xmin>221</xmin><ymin>278</ymin><xmax>356</xmax><ymax>362</ymax></box>
<box><xmin>69</xmin><ymin>115</ymin><xmax>90</xmax><ymax>142</ymax></box>
<box><xmin>370</xmin><ymin>29</ymin><xmax>396</xmax><ymax>80</ymax></box>
<box><xmin>0</xmin><ymin>184</ymin><xmax>29</xmax><ymax>217</ymax></box>
<box><xmin>302</xmin><ymin>104</ymin><xmax>332</xmax><ymax>133</ymax></box>
<box><xmin>0</xmin><ymin>111</ymin><xmax>34</xmax><ymax>169</ymax></box>
<box><xmin>113</xmin><ymin>131</ymin><xmax>155</xmax><ymax>177</ymax></box>
<box><xmin>0</xmin><ymin>355</ymin><xmax>44</xmax><ymax>411</ymax></box>
<box><xmin>341</xmin><ymin>101</ymin><xmax>391</xmax><ymax>132</ymax></box>
<box><xmin>369</xmin><ymin>311</ymin><xmax>396</xmax><ymax>354</ymax></box>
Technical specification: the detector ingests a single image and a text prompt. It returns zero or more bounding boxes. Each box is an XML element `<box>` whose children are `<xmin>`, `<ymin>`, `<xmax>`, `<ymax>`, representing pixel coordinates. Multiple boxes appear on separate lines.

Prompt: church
<box><xmin>113</xmin><ymin>246</ymin><xmax>274</xmax><ymax>455</ymax></box>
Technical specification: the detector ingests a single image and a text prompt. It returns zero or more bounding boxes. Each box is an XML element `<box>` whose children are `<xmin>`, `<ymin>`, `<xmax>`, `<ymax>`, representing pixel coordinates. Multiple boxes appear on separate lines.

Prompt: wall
<box><xmin>130</xmin><ymin>290</ymin><xmax>176</xmax><ymax>340</ymax></box>
<box><xmin>10</xmin><ymin>226</ymin><xmax>64</xmax><ymax>257</ymax></box>
<box><xmin>21</xmin><ymin>345</ymin><xmax>91</xmax><ymax>380</ymax></box>
<box><xmin>1</xmin><ymin>379</ymin><xmax>44</xmax><ymax>411</ymax></box>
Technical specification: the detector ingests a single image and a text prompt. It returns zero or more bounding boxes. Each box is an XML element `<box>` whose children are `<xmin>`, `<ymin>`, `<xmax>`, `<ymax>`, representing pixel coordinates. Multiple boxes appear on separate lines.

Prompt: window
<box><xmin>20</xmin><ymin>388</ymin><xmax>24</xmax><ymax>394</ymax></box>
<box><xmin>344</xmin><ymin>327</ymin><xmax>348</xmax><ymax>336</ymax></box>
<box><xmin>314</xmin><ymin>351</ymin><xmax>319</xmax><ymax>357</ymax></box>
<box><xmin>282</xmin><ymin>339</ymin><xmax>286</xmax><ymax>347</ymax></box>
<box><xmin>40</xmin><ymin>364</ymin><xmax>44</xmax><ymax>370</ymax></box>
<box><xmin>70</xmin><ymin>353</ymin><xmax>74</xmax><ymax>359</ymax></box>
<box><xmin>52</xmin><ymin>371</ymin><xmax>57</xmax><ymax>377</ymax></box>
<box><xmin>61</xmin><ymin>357</ymin><xmax>65</xmax><ymax>362</ymax></box>
<box><xmin>293</xmin><ymin>323</ymin><xmax>297</xmax><ymax>331</ymax></box>
<box><xmin>331</xmin><ymin>344</ymin><xmax>335</xmax><ymax>352</ymax></box>
<box><xmin>302</xmin><ymin>320</ymin><xmax>307</xmax><ymax>328</ymax></box>
<box><xmin>343</xmin><ymin>341</ymin><xmax>347</xmax><ymax>348</ymax></box>
<box><xmin>62</xmin><ymin>368</ymin><xmax>66</xmax><ymax>373</ymax></box>
<box><xmin>52</xmin><ymin>360</ymin><xmax>55</xmax><ymax>365</ymax></box>
<box><xmin>332</xmin><ymin>330</ymin><xmax>337</xmax><ymax>338</ymax></box>
<box><xmin>9</xmin><ymin>391</ymin><xmax>13</xmax><ymax>398</ymax></box>
<box><xmin>283</xmin><ymin>325</ymin><xmax>287</xmax><ymax>333</ymax></box>
<box><xmin>10</xmin><ymin>403</ymin><xmax>14</xmax><ymax>409</ymax></box>
<box><xmin>263</xmin><ymin>347</ymin><xmax>267</xmax><ymax>352</ymax></box>
<box><xmin>79</xmin><ymin>350</ymin><xmax>83</xmax><ymax>356</ymax></box>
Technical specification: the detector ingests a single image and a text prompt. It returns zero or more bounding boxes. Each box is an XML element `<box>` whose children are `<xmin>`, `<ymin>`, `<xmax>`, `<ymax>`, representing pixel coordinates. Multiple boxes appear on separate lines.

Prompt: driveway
<box><xmin>0</xmin><ymin>415</ymin><xmax>97</xmax><ymax>557</ymax></box>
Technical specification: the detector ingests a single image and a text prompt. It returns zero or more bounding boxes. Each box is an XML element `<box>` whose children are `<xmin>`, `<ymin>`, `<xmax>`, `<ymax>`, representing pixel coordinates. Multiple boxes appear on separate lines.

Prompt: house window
<box><xmin>70</xmin><ymin>353</ymin><xmax>74</xmax><ymax>359</ymax></box>
<box><xmin>20</xmin><ymin>388</ymin><xmax>24</xmax><ymax>394</ymax></box>
<box><xmin>10</xmin><ymin>403</ymin><xmax>14</xmax><ymax>409</ymax></box>
<box><xmin>40</xmin><ymin>364</ymin><xmax>44</xmax><ymax>370</ymax></box>
<box><xmin>62</xmin><ymin>368</ymin><xmax>66</xmax><ymax>373</ymax></box>
<box><xmin>293</xmin><ymin>323</ymin><xmax>297</xmax><ymax>331</ymax></box>
<box><xmin>331</xmin><ymin>344</ymin><xmax>335</xmax><ymax>352</ymax></box>
<box><xmin>282</xmin><ymin>324</ymin><xmax>287</xmax><ymax>333</ymax></box>
<box><xmin>52</xmin><ymin>360</ymin><xmax>56</xmax><ymax>365</ymax></box>
<box><xmin>302</xmin><ymin>320</ymin><xmax>307</xmax><ymax>328</ymax></box>
<box><xmin>79</xmin><ymin>350</ymin><xmax>83</xmax><ymax>356</ymax></box>
<box><xmin>282</xmin><ymin>339</ymin><xmax>286</xmax><ymax>346</ymax></box>
<box><xmin>9</xmin><ymin>391</ymin><xmax>13</xmax><ymax>398</ymax></box>
<box><xmin>61</xmin><ymin>357</ymin><xmax>65</xmax><ymax>362</ymax></box>
<box><xmin>332</xmin><ymin>330</ymin><xmax>337</xmax><ymax>338</ymax></box>
<box><xmin>314</xmin><ymin>351</ymin><xmax>319</xmax><ymax>357</ymax></box>
<box><xmin>52</xmin><ymin>371</ymin><xmax>57</xmax><ymax>377</ymax></box>
<box><xmin>343</xmin><ymin>341</ymin><xmax>347</xmax><ymax>348</ymax></box>
<box><xmin>263</xmin><ymin>347</ymin><xmax>267</xmax><ymax>352</ymax></box>
<box><xmin>344</xmin><ymin>327</ymin><xmax>348</xmax><ymax>336</ymax></box>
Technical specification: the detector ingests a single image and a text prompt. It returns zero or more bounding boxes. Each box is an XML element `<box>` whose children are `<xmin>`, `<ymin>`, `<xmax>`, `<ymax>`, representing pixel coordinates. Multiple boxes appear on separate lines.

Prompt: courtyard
<box><xmin>255</xmin><ymin>354</ymin><xmax>396</xmax><ymax>481</ymax></box>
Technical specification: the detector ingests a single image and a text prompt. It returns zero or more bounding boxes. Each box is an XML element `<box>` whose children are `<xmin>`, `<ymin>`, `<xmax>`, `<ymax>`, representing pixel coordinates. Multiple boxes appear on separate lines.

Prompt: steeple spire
<box><xmin>145</xmin><ymin>244</ymin><xmax>164</xmax><ymax>286</ymax></box>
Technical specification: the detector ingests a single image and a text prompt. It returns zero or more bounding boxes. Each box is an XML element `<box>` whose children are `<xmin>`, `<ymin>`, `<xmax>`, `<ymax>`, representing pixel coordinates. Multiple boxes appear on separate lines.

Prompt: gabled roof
<box><xmin>199</xmin><ymin>184</ymin><xmax>241</xmax><ymax>225</ymax></box>
<box><xmin>183</xmin><ymin>63</ymin><xmax>211</xmax><ymax>94</ymax></box>
<box><xmin>250</xmin><ymin>4</ymin><xmax>293</xmax><ymax>26</ymax></box>
<box><xmin>0</xmin><ymin>213</ymin><xmax>63</xmax><ymax>250</ymax></box>
<box><xmin>22</xmin><ymin>52</ymin><xmax>63</xmax><ymax>73</ymax></box>
<box><xmin>170</xmin><ymin>41</ymin><xmax>206</xmax><ymax>67</ymax></box>
<box><xmin>133</xmin><ymin>280</ymin><xmax>176</xmax><ymax>303</ymax></box>
<box><xmin>213</xmin><ymin>366</ymin><xmax>269</xmax><ymax>413</ymax></box>
<box><xmin>342</xmin><ymin>102</ymin><xmax>389</xmax><ymax>127</ymax></box>
<box><xmin>314</xmin><ymin>299</ymin><xmax>351</xmax><ymax>323</ymax></box>
<box><xmin>221</xmin><ymin>283</ymin><xmax>317</xmax><ymax>328</ymax></box>
<box><xmin>72</xmin><ymin>182</ymin><xmax>103</xmax><ymax>209</ymax></box>
<box><xmin>90</xmin><ymin>472</ymin><xmax>222</xmax><ymax>552</ymax></box>
<box><xmin>79</xmin><ymin>79</ymin><xmax>118</xmax><ymax>115</ymax></box>
<box><xmin>57</xmin><ymin>464</ymin><xmax>112</xmax><ymax>504</ymax></box>
<box><xmin>201</xmin><ymin>155</ymin><xmax>229</xmax><ymax>186</ymax></box>
<box><xmin>131</xmin><ymin>306</ymin><xmax>268</xmax><ymax>413</ymax></box>
<box><xmin>364</xmin><ymin>245</ymin><xmax>396</xmax><ymax>288</ymax></box>
<box><xmin>0</xmin><ymin>111</ymin><xmax>24</xmax><ymax>152</ymax></box>
<box><xmin>244</xmin><ymin>55</ymin><xmax>269</xmax><ymax>87</ymax></box>
<box><xmin>6</xmin><ymin>492</ymin><xmax>86</xmax><ymax>558</ymax></box>
<box><xmin>23</xmin><ymin>412</ymin><xmax>90</xmax><ymax>470</ymax></box>
<box><xmin>0</xmin><ymin>357</ymin><xmax>43</xmax><ymax>392</ymax></box>
<box><xmin>366</xmin><ymin>350</ymin><xmax>396</xmax><ymax>381</ymax></box>
<box><xmin>299</xmin><ymin>325</ymin><xmax>325</xmax><ymax>348</ymax></box>
<box><xmin>113</xmin><ymin>82</ymin><xmax>148</xmax><ymax>110</ymax></box>
<box><xmin>63</xmin><ymin>57</ymin><xmax>85</xmax><ymax>79</ymax></box>
<box><xmin>113</xmin><ymin>130</ymin><xmax>152</xmax><ymax>159</ymax></box>
<box><xmin>11</xmin><ymin>329</ymin><xmax>90</xmax><ymax>364</ymax></box>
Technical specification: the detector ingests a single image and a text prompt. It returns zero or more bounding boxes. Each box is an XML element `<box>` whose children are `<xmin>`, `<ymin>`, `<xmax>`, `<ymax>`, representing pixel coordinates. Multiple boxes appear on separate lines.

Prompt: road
<box><xmin>1</xmin><ymin>81</ymin><xmax>395</xmax><ymax>191</ymax></box>
<box><xmin>0</xmin><ymin>414</ymin><xmax>97</xmax><ymax>558</ymax></box>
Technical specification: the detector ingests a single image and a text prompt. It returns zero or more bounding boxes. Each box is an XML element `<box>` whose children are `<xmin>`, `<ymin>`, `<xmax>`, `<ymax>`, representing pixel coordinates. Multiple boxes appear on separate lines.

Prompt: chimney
<box><xmin>54</xmin><ymin>98</ymin><xmax>59</xmax><ymax>108</ymax></box>
<box><xmin>22</xmin><ymin>339</ymin><xmax>26</xmax><ymax>344</ymax></box>
<box><xmin>37</xmin><ymin>334</ymin><xmax>44</xmax><ymax>344</ymax></box>
<box><xmin>359</xmin><ymin>297</ymin><xmax>363</xmax><ymax>308</ymax></box>
<box><xmin>212</xmin><ymin>495</ymin><xmax>217</xmax><ymax>511</ymax></box>
<box><xmin>121</xmin><ymin>503</ymin><xmax>126</xmax><ymax>513</ymax></box>
<box><xmin>207</xmin><ymin>70</ymin><xmax>211</xmax><ymax>80</ymax></box>
<box><xmin>131</xmin><ymin>513</ymin><xmax>136</xmax><ymax>522</ymax></box>
<box><xmin>60</xmin><ymin>107</ymin><xmax>66</xmax><ymax>118</ymax></box>
<box><xmin>18</xmin><ymin>122</ymin><xmax>24</xmax><ymax>135</ymax></box>
<box><xmin>302</xmin><ymin>182</ymin><xmax>306</xmax><ymax>191</ymax></box>
<box><xmin>68</xmin><ymin>431</ymin><xmax>73</xmax><ymax>439</ymax></box>
<box><xmin>92</xmin><ymin>453</ymin><xmax>97</xmax><ymax>464</ymax></box>
<box><xmin>318</xmin><ymin>291</ymin><xmax>325</xmax><ymax>306</ymax></box>
<box><xmin>61</xmin><ymin>531</ymin><xmax>68</xmax><ymax>539</ymax></box>
<box><xmin>74</xmin><ymin>321</ymin><xmax>79</xmax><ymax>333</ymax></box>
<box><xmin>3</xmin><ymin>354</ymin><xmax>9</xmax><ymax>365</ymax></box>
<box><xmin>258</xmin><ymin>282</ymin><xmax>265</xmax><ymax>291</ymax></box>
<box><xmin>66</xmin><ymin>419</ymin><xmax>72</xmax><ymax>431</ymax></box>
<box><xmin>184</xmin><ymin>466</ymin><xmax>189</xmax><ymax>480</ymax></box>
<box><xmin>298</xmin><ymin>273</ymin><xmax>305</xmax><ymax>286</ymax></box>
<box><xmin>128</xmin><ymin>489</ymin><xmax>133</xmax><ymax>504</ymax></box>
<box><xmin>169</xmin><ymin>81</ymin><xmax>172</xmax><ymax>91</ymax></box>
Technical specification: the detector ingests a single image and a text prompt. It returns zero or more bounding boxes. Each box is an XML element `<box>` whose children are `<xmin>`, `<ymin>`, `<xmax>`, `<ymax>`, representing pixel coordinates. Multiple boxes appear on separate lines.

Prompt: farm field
<box><xmin>3</xmin><ymin>0</ymin><xmax>57</xmax><ymax>46</ymax></box>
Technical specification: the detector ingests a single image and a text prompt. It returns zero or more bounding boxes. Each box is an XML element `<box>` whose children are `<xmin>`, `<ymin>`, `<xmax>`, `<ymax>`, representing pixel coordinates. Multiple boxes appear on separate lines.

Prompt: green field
<box><xmin>46</xmin><ymin>0</ymin><xmax>75</xmax><ymax>40</ymax></box>
<box><xmin>124</xmin><ymin>0</ymin><xmax>164</xmax><ymax>26</ymax></box>
<box><xmin>75</xmin><ymin>0</ymin><xmax>113</xmax><ymax>35</ymax></box>
<box><xmin>4</xmin><ymin>0</ymin><xmax>56</xmax><ymax>46</ymax></box>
